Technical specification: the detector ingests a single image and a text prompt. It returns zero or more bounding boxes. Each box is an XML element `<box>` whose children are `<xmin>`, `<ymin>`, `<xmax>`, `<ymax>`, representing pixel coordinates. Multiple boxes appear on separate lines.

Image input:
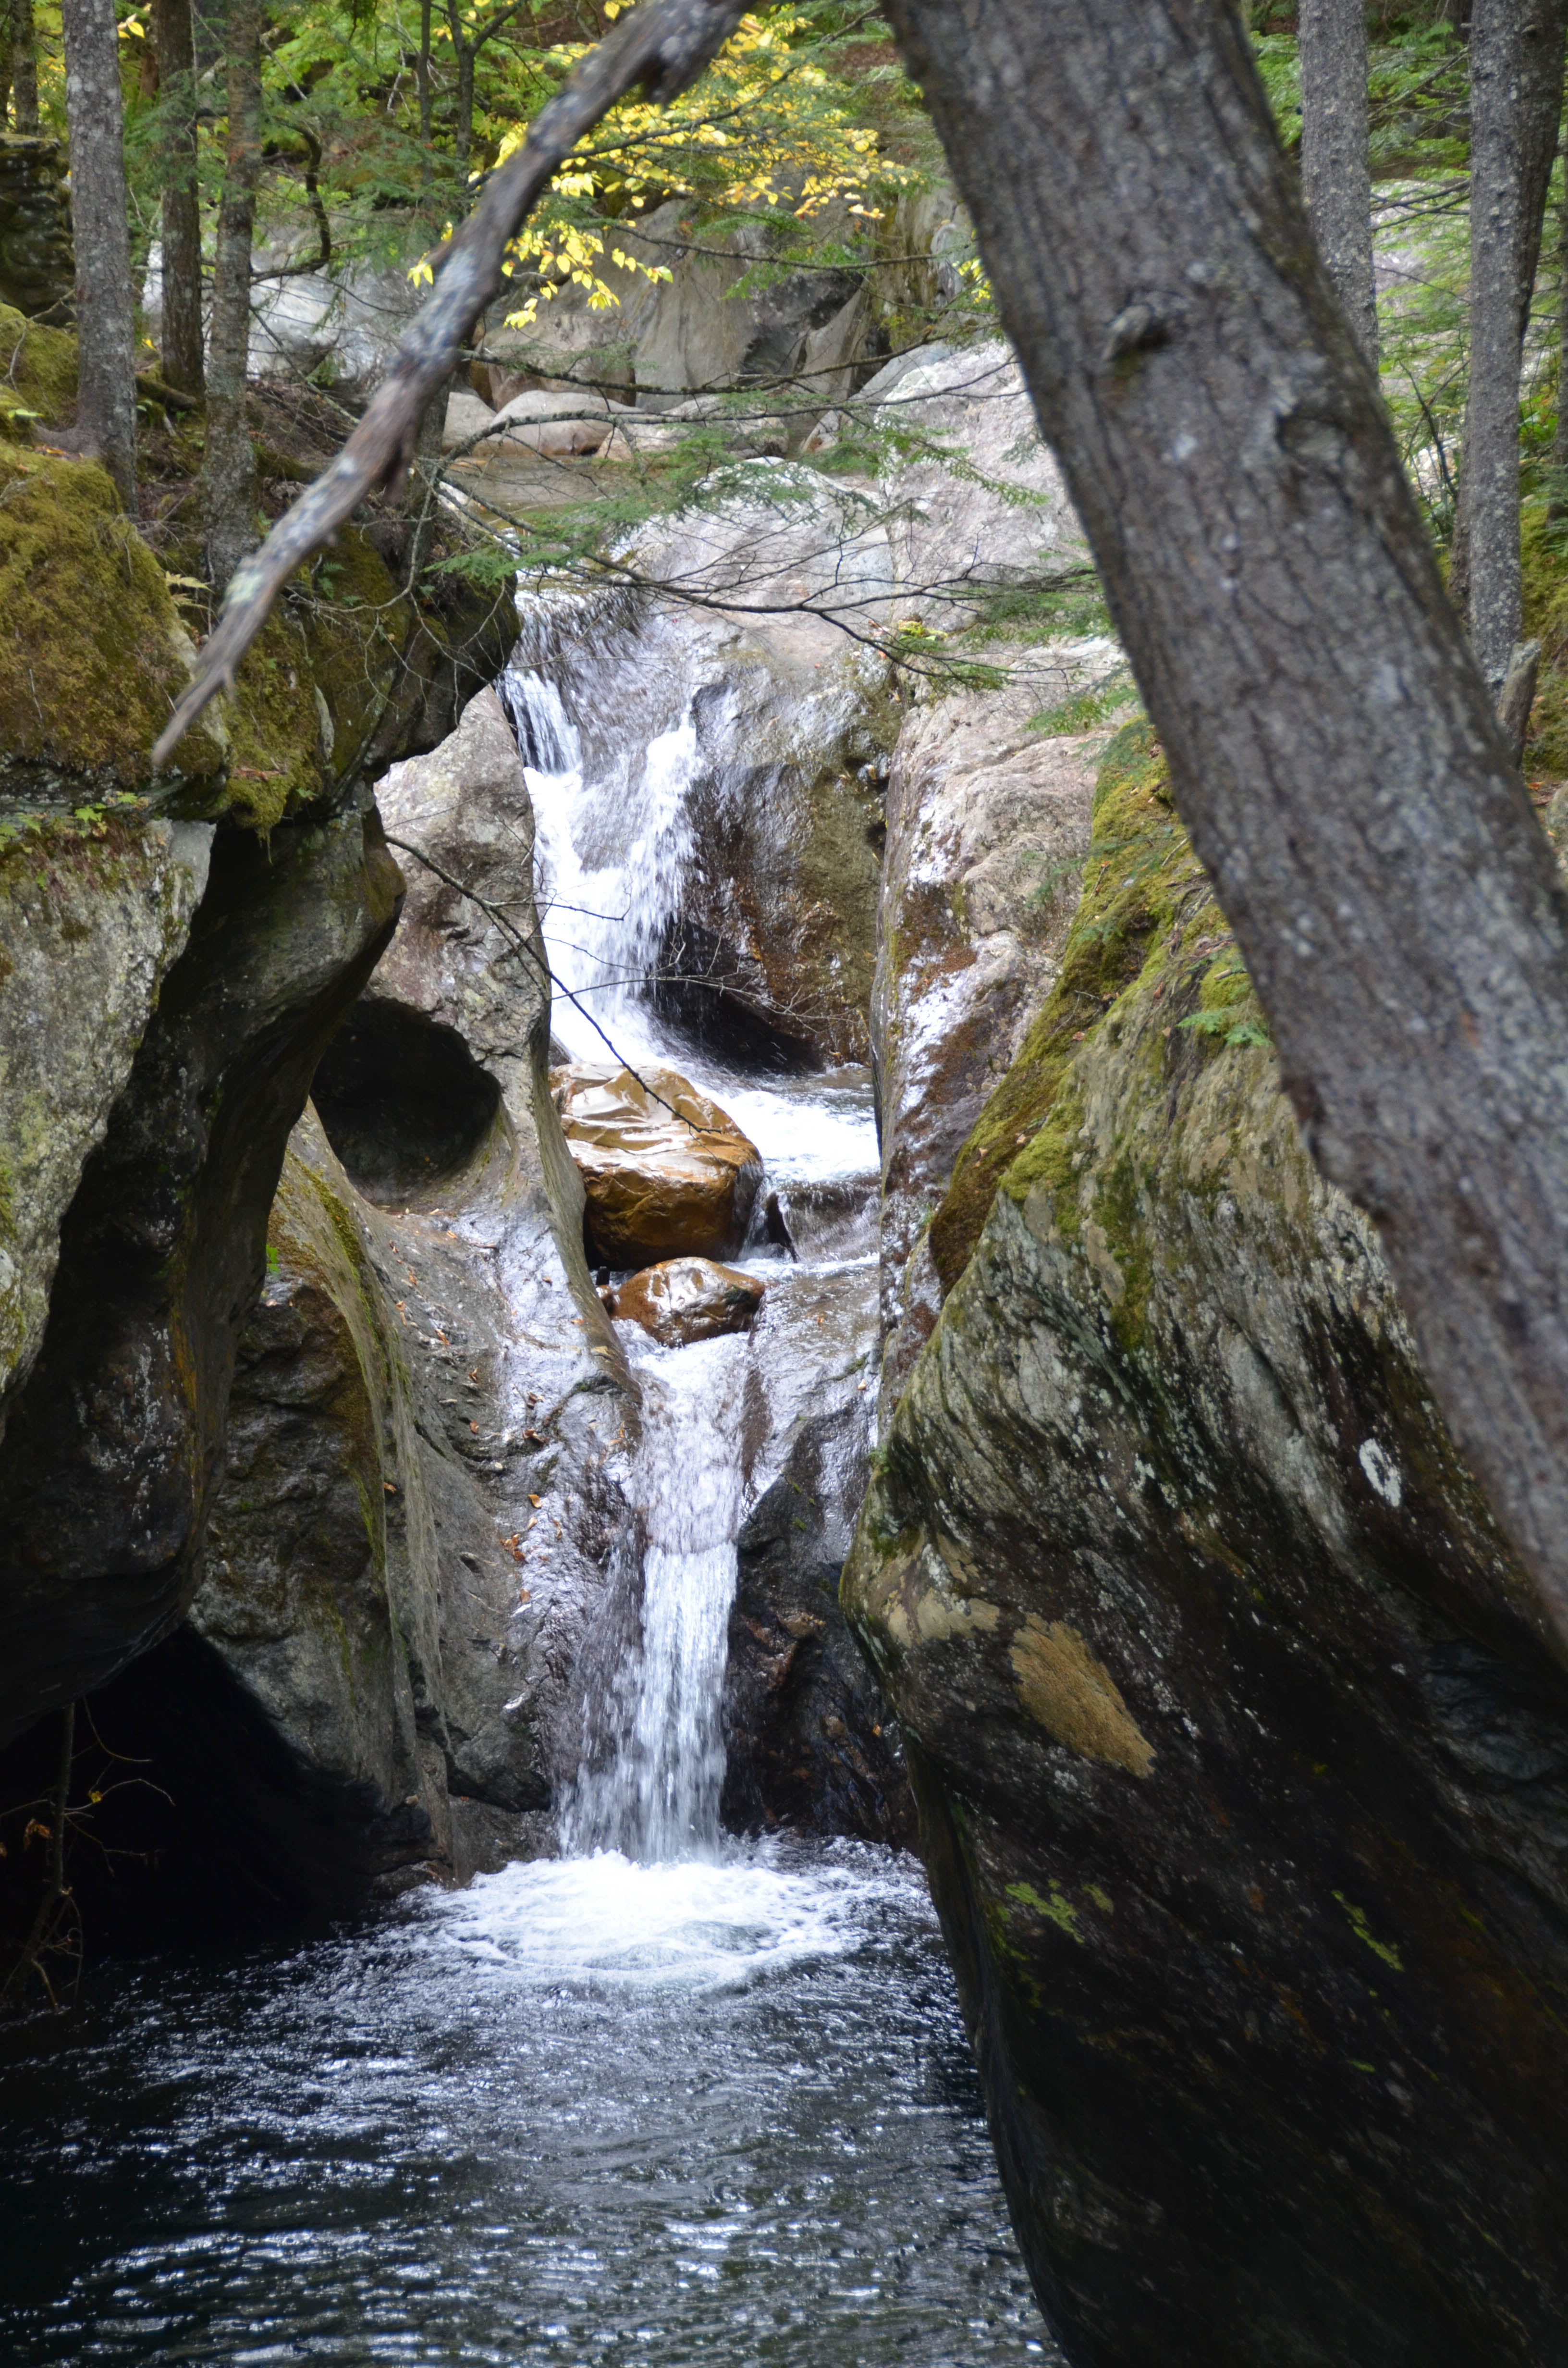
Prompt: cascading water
<box><xmin>562</xmin><ymin>1331</ymin><xmax>752</xmax><ymax>1861</ymax></box>
<box><xmin>0</xmin><ymin>625</ymin><xmax>1058</xmax><ymax>2368</ymax></box>
<box><xmin>506</xmin><ymin>640</ymin><xmax>883</xmax><ymax>1872</ymax></box>
<box><xmin>507</xmin><ymin>663</ymin><xmax>700</xmax><ymax>1077</ymax></box>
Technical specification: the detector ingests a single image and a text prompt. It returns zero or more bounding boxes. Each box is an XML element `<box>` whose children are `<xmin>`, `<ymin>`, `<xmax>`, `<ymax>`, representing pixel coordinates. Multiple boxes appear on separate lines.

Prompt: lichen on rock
<box><xmin>845</xmin><ymin>717</ymin><xmax>1568</xmax><ymax>2367</ymax></box>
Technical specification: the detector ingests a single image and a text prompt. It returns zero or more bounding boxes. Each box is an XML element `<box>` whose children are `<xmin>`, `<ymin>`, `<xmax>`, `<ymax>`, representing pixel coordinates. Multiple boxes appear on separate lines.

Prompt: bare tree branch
<box><xmin>152</xmin><ymin>0</ymin><xmax>747</xmax><ymax>769</ymax></box>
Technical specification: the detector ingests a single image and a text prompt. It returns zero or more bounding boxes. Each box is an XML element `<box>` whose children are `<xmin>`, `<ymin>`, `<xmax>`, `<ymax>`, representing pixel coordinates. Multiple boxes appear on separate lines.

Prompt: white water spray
<box><xmin>506</xmin><ymin>647</ymin><xmax>878</xmax><ymax>1870</ymax></box>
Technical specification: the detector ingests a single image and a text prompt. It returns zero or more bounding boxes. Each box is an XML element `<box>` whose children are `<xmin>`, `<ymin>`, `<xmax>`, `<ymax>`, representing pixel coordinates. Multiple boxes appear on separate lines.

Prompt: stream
<box><xmin>0</xmin><ymin>645</ymin><xmax>1057</xmax><ymax>2368</ymax></box>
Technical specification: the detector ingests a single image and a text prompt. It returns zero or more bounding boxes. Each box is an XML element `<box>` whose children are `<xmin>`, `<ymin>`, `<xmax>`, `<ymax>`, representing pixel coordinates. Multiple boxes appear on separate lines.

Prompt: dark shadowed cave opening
<box><xmin>312</xmin><ymin>995</ymin><xmax>503</xmax><ymax>1205</ymax></box>
<box><xmin>0</xmin><ymin>1629</ymin><xmax>404</xmax><ymax>1971</ymax></box>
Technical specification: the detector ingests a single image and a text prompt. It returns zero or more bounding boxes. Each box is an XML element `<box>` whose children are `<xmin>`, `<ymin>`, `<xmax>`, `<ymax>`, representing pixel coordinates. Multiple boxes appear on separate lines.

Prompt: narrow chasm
<box><xmin>0</xmin><ymin>484</ymin><xmax>1068</xmax><ymax>2362</ymax></box>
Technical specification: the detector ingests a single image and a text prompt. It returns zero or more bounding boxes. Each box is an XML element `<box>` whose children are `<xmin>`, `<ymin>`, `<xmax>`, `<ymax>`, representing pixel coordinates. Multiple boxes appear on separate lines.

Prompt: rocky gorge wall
<box><xmin>846</xmin><ymin>720</ymin><xmax>1568</xmax><ymax>2368</ymax></box>
<box><xmin>0</xmin><ymin>306</ymin><xmax>517</xmax><ymax>1933</ymax></box>
<box><xmin>6</xmin><ymin>258</ymin><xmax>1564</xmax><ymax>2368</ymax></box>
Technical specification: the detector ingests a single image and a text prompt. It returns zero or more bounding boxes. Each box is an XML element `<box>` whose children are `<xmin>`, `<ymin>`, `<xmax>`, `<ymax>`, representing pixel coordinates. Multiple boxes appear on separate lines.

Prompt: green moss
<box><xmin>1335</xmin><ymin>1891</ymin><xmax>1405</xmax><ymax>1973</ymax></box>
<box><xmin>929</xmin><ymin>720</ymin><xmax>1201</xmax><ymax>1290</ymax></box>
<box><xmin>0</xmin><ymin>304</ymin><xmax>77</xmax><ymax>443</ymax></box>
<box><xmin>925</xmin><ymin>718</ymin><xmax>1281</xmax><ymax>1353</ymax></box>
<box><xmin>1006</xmin><ymin>1879</ymin><xmax>1084</xmax><ymax>1943</ymax></box>
<box><xmin>301</xmin><ymin>529</ymin><xmax>412</xmax><ymax>774</ymax></box>
<box><xmin>0</xmin><ymin>446</ymin><xmax>225</xmax><ymax>788</ymax></box>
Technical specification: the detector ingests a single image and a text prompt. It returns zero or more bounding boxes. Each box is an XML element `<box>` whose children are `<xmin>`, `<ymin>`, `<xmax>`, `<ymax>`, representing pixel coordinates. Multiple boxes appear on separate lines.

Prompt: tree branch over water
<box><xmin>152</xmin><ymin>0</ymin><xmax>748</xmax><ymax>768</ymax></box>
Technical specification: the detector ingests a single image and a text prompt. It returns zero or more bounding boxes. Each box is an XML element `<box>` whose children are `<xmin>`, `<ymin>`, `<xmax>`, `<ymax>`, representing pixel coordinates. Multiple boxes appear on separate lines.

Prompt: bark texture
<box><xmin>153</xmin><ymin>0</ymin><xmax>204</xmax><ymax>397</ymax></box>
<box><xmin>1463</xmin><ymin>0</ymin><xmax>1568</xmax><ymax>684</ymax></box>
<box><xmin>9</xmin><ymin>0</ymin><xmax>38</xmax><ymax>134</ymax></box>
<box><xmin>61</xmin><ymin>0</ymin><xmax>136</xmax><ymax>507</ymax></box>
<box><xmin>1298</xmin><ymin>0</ymin><xmax>1377</xmax><ymax>363</ymax></box>
<box><xmin>202</xmin><ymin>0</ymin><xmax>262</xmax><ymax>589</ymax></box>
<box><xmin>882</xmin><ymin>0</ymin><xmax>1568</xmax><ymax>1647</ymax></box>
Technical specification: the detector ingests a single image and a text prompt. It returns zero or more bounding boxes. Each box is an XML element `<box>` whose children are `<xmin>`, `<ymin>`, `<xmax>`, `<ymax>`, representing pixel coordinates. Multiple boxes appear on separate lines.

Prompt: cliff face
<box><xmin>40</xmin><ymin>692</ymin><xmax>637</xmax><ymax>1920</ymax></box>
<box><xmin>846</xmin><ymin>722</ymin><xmax>1568</xmax><ymax>2368</ymax></box>
<box><xmin>0</xmin><ymin>320</ymin><xmax>515</xmax><ymax>1786</ymax></box>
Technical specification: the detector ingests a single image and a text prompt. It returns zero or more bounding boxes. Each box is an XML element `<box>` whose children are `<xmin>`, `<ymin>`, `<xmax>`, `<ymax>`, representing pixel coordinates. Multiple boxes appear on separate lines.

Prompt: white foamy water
<box><xmin>429</xmin><ymin>1841</ymin><xmax>921</xmax><ymax>1994</ymax></box>
<box><xmin>508</xmin><ymin>663</ymin><xmax>880</xmax><ymax>1181</ymax></box>
<box><xmin>564</xmin><ymin>1332</ymin><xmax>752</xmax><ymax>1862</ymax></box>
<box><xmin>508</xmin><ymin>649</ymin><xmax>884</xmax><ymax>1880</ymax></box>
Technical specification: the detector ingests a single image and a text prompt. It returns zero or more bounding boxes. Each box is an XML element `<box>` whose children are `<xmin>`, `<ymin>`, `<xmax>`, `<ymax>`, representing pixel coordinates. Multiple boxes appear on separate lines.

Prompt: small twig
<box><xmin>383</xmin><ymin>833</ymin><xmax>721</xmax><ymax>1133</ymax></box>
<box><xmin>0</xmin><ymin>1701</ymin><xmax>75</xmax><ymax>2011</ymax></box>
<box><xmin>152</xmin><ymin>0</ymin><xmax>747</xmax><ymax>768</ymax></box>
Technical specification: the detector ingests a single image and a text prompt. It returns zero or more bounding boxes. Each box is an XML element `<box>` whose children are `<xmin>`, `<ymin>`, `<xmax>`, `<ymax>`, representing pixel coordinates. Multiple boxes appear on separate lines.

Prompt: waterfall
<box><xmin>563</xmin><ymin>1332</ymin><xmax>751</xmax><ymax>1862</ymax></box>
<box><xmin>505</xmin><ymin>639</ymin><xmax>880</xmax><ymax>1871</ymax></box>
<box><xmin>503</xmin><ymin>661</ymin><xmax>698</xmax><ymax>1073</ymax></box>
<box><xmin>507</xmin><ymin>651</ymin><xmax>751</xmax><ymax>1865</ymax></box>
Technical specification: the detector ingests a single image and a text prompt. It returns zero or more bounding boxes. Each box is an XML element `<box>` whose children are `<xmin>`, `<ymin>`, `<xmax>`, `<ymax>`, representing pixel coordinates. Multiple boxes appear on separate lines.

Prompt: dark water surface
<box><xmin>0</xmin><ymin>1843</ymin><xmax>1054</xmax><ymax>2366</ymax></box>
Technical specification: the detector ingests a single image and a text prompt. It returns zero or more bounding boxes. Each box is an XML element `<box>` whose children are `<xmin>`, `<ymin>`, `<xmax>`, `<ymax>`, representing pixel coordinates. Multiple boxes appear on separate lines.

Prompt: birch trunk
<box><xmin>61</xmin><ymin>0</ymin><xmax>137</xmax><ymax>509</ymax></box>
<box><xmin>1298</xmin><ymin>0</ymin><xmax>1378</xmax><ymax>364</ymax></box>
<box><xmin>202</xmin><ymin>0</ymin><xmax>262</xmax><ymax>589</ymax></box>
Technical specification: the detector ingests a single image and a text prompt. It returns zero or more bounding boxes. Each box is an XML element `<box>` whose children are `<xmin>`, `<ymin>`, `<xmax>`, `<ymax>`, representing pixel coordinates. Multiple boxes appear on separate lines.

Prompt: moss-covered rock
<box><xmin>0</xmin><ymin>300</ymin><xmax>76</xmax><ymax>438</ymax></box>
<box><xmin>845</xmin><ymin>720</ymin><xmax>1568</xmax><ymax>2368</ymax></box>
<box><xmin>0</xmin><ymin>447</ymin><xmax>226</xmax><ymax>793</ymax></box>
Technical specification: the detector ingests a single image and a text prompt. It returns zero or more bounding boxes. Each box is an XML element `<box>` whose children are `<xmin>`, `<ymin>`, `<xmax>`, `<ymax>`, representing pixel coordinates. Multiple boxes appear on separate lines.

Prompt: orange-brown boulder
<box><xmin>610</xmin><ymin>1256</ymin><xmax>766</xmax><ymax>1347</ymax></box>
<box><xmin>551</xmin><ymin>1062</ymin><xmax>762</xmax><ymax>1266</ymax></box>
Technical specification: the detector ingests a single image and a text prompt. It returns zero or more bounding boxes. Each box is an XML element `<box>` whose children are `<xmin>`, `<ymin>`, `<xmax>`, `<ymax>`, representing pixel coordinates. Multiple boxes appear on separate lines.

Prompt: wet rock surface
<box><xmin>873</xmin><ymin>690</ymin><xmax>1097</xmax><ymax>1418</ymax></box>
<box><xmin>720</xmin><ymin>1241</ymin><xmax>912</xmax><ymax>1847</ymax></box>
<box><xmin>52</xmin><ymin>688</ymin><xmax>645</xmax><ymax>1921</ymax></box>
<box><xmin>611</xmin><ymin>1256</ymin><xmax>765</xmax><ymax>1347</ymax></box>
<box><xmin>0</xmin><ymin>806</ymin><xmax>402</xmax><ymax>1750</ymax></box>
<box><xmin>554</xmin><ymin>1061</ymin><xmax>763</xmax><ymax>1266</ymax></box>
<box><xmin>0</xmin><ymin>814</ymin><xmax>212</xmax><ymax>1443</ymax></box>
<box><xmin>845</xmin><ymin>723</ymin><xmax>1568</xmax><ymax>2368</ymax></box>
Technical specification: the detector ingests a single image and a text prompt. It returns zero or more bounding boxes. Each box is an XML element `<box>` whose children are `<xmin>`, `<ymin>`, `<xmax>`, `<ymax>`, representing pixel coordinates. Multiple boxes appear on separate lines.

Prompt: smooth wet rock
<box><xmin>872</xmin><ymin>685</ymin><xmax>1096</xmax><ymax>1419</ymax></box>
<box><xmin>0</xmin><ymin>806</ymin><xmax>402</xmax><ymax>1751</ymax></box>
<box><xmin>0</xmin><ymin>814</ymin><xmax>212</xmax><ymax>1446</ymax></box>
<box><xmin>846</xmin><ymin>721</ymin><xmax>1568</xmax><ymax>2368</ymax></box>
<box><xmin>720</xmin><ymin>1251</ymin><xmax>912</xmax><ymax>1847</ymax></box>
<box><xmin>553</xmin><ymin>1062</ymin><xmax>762</xmax><ymax>1266</ymax></box>
<box><xmin>611</xmin><ymin>1256</ymin><xmax>764</xmax><ymax>1347</ymax></box>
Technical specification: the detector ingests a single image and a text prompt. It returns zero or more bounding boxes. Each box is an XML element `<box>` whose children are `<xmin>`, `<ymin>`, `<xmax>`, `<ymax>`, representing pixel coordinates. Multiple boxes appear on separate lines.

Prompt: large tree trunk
<box><xmin>9</xmin><ymin>0</ymin><xmax>38</xmax><ymax>134</ymax></box>
<box><xmin>202</xmin><ymin>0</ymin><xmax>262</xmax><ymax>590</ymax></box>
<box><xmin>1460</xmin><ymin>0</ymin><xmax>1567</xmax><ymax>683</ymax></box>
<box><xmin>880</xmin><ymin>0</ymin><xmax>1568</xmax><ymax>1643</ymax></box>
<box><xmin>61</xmin><ymin>0</ymin><xmax>137</xmax><ymax>510</ymax></box>
<box><xmin>153</xmin><ymin>0</ymin><xmax>205</xmax><ymax>397</ymax></box>
<box><xmin>1297</xmin><ymin>0</ymin><xmax>1377</xmax><ymax>363</ymax></box>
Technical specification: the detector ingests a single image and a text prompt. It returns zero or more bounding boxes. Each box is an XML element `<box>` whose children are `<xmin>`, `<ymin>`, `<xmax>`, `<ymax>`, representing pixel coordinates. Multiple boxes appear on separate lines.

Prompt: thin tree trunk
<box><xmin>881</xmin><ymin>0</ymin><xmax>1568</xmax><ymax>1644</ymax></box>
<box><xmin>1298</xmin><ymin>0</ymin><xmax>1378</xmax><ymax>365</ymax></box>
<box><xmin>10</xmin><ymin>0</ymin><xmax>38</xmax><ymax>133</ymax></box>
<box><xmin>61</xmin><ymin>0</ymin><xmax>137</xmax><ymax>510</ymax></box>
<box><xmin>1462</xmin><ymin>0</ymin><xmax>1568</xmax><ymax>686</ymax></box>
<box><xmin>447</xmin><ymin>2</ymin><xmax>475</xmax><ymax>169</ymax></box>
<box><xmin>1556</xmin><ymin>160</ymin><xmax>1568</xmax><ymax>503</ymax></box>
<box><xmin>202</xmin><ymin>0</ymin><xmax>262</xmax><ymax>589</ymax></box>
<box><xmin>154</xmin><ymin>0</ymin><xmax>205</xmax><ymax>396</ymax></box>
<box><xmin>416</xmin><ymin>0</ymin><xmax>433</xmax><ymax>171</ymax></box>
